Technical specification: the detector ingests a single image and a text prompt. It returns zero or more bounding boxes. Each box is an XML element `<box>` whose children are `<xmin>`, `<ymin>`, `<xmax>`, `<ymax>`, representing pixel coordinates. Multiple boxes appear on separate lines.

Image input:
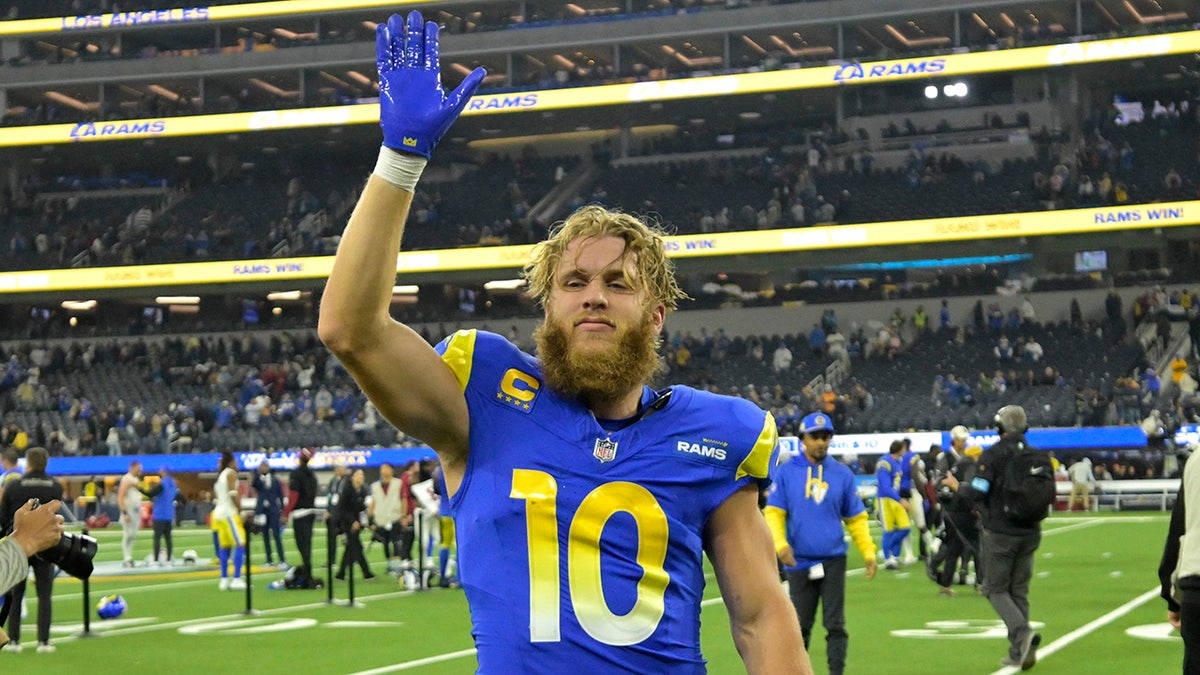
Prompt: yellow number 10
<box><xmin>510</xmin><ymin>468</ymin><xmax>671</xmax><ymax>646</ymax></box>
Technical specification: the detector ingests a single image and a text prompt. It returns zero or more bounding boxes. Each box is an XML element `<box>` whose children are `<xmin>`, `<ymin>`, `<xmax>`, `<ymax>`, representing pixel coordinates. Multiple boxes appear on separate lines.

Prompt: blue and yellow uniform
<box><xmin>432</xmin><ymin>465</ymin><xmax>457</xmax><ymax>586</ymax></box>
<box><xmin>876</xmin><ymin>449</ymin><xmax>911</xmax><ymax>564</ymax></box>
<box><xmin>764</xmin><ymin>451</ymin><xmax>873</xmax><ymax>572</ymax></box>
<box><xmin>435</xmin><ymin>330</ymin><xmax>777</xmax><ymax>673</ymax></box>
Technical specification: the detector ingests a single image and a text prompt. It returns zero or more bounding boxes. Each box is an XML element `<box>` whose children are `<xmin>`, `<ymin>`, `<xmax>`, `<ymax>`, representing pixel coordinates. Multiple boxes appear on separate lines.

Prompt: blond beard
<box><xmin>534</xmin><ymin>308</ymin><xmax>663</xmax><ymax>404</ymax></box>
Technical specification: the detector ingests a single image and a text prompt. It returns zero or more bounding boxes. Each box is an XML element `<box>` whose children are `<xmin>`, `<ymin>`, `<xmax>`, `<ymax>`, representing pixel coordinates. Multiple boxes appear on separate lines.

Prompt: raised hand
<box><xmin>376</xmin><ymin>11</ymin><xmax>486</xmax><ymax>159</ymax></box>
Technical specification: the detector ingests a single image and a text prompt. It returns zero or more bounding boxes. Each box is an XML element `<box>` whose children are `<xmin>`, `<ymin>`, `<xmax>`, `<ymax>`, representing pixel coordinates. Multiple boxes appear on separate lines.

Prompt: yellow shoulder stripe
<box><xmin>439</xmin><ymin>329</ymin><xmax>477</xmax><ymax>394</ymax></box>
<box><xmin>737</xmin><ymin>411</ymin><xmax>777</xmax><ymax>482</ymax></box>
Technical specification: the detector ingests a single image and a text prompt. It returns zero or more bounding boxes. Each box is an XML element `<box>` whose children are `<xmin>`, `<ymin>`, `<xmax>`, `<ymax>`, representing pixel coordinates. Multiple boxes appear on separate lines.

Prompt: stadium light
<box><xmin>484</xmin><ymin>279</ymin><xmax>527</xmax><ymax>290</ymax></box>
<box><xmin>61</xmin><ymin>300</ymin><xmax>97</xmax><ymax>311</ymax></box>
<box><xmin>266</xmin><ymin>290</ymin><xmax>304</xmax><ymax>301</ymax></box>
<box><xmin>942</xmin><ymin>82</ymin><xmax>969</xmax><ymax>97</ymax></box>
<box><xmin>155</xmin><ymin>295</ymin><xmax>200</xmax><ymax>305</ymax></box>
<box><xmin>392</xmin><ymin>285</ymin><xmax>419</xmax><ymax>295</ymax></box>
<box><xmin>924</xmin><ymin>85</ymin><xmax>938</xmax><ymax>99</ymax></box>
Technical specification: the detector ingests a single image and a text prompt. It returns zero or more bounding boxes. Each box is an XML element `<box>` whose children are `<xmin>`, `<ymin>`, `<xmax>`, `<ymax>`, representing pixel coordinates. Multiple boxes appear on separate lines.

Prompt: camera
<box><xmin>28</xmin><ymin>499</ymin><xmax>97</xmax><ymax>580</ymax></box>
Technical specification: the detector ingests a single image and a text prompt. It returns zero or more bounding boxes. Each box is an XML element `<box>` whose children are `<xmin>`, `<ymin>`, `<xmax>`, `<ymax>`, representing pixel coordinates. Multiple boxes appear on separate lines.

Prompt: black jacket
<box><xmin>0</xmin><ymin>471</ymin><xmax>65</xmax><ymax>533</ymax></box>
<box><xmin>291</xmin><ymin>463</ymin><xmax>318</xmax><ymax>510</ymax></box>
<box><xmin>939</xmin><ymin>452</ymin><xmax>979</xmax><ymax>514</ymax></box>
<box><xmin>966</xmin><ymin>432</ymin><xmax>1041</xmax><ymax>536</ymax></box>
<box><xmin>333</xmin><ymin>480</ymin><xmax>367</xmax><ymax>530</ymax></box>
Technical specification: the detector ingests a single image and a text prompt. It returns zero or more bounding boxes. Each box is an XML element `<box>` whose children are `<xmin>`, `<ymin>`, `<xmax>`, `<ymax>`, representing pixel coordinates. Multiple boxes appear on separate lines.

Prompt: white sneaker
<box><xmin>218</xmin><ymin>577</ymin><xmax>231</xmax><ymax>591</ymax></box>
<box><xmin>228</xmin><ymin>578</ymin><xmax>246</xmax><ymax>590</ymax></box>
<box><xmin>6</xmin><ymin>643</ymin><xmax>22</xmax><ymax>653</ymax></box>
<box><xmin>901</xmin><ymin>554</ymin><xmax>918</xmax><ymax>566</ymax></box>
<box><xmin>37</xmin><ymin>643</ymin><xmax>55</xmax><ymax>653</ymax></box>
<box><xmin>277</xmin><ymin>561</ymin><xmax>290</xmax><ymax>570</ymax></box>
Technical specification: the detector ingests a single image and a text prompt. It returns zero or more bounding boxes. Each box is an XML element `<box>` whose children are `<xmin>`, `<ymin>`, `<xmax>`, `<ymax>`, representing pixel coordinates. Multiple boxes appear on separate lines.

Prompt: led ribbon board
<box><xmin>0</xmin><ymin>202</ymin><xmax>1194</xmax><ymax>294</ymax></box>
<box><xmin>0</xmin><ymin>30</ymin><xmax>1195</xmax><ymax>147</ymax></box>
<box><xmin>0</xmin><ymin>1</ymin><xmax>428</xmax><ymax>36</ymax></box>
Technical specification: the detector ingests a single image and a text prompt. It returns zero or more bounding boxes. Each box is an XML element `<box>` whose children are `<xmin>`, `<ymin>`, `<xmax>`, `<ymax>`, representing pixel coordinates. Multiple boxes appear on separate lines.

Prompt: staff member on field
<box><xmin>765</xmin><ymin>413</ymin><xmax>877</xmax><ymax>675</ymax></box>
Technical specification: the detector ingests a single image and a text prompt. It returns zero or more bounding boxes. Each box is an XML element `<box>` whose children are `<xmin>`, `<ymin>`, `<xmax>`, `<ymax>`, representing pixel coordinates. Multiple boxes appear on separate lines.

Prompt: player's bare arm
<box><xmin>319</xmin><ymin>12</ymin><xmax>484</xmax><ymax>489</ymax></box>
<box><xmin>705</xmin><ymin>485</ymin><xmax>812</xmax><ymax>675</ymax></box>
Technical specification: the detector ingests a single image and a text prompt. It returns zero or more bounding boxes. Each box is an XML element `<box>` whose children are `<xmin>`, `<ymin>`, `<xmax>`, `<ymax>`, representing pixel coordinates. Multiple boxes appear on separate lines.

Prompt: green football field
<box><xmin>0</xmin><ymin>512</ymin><xmax>1183</xmax><ymax>674</ymax></box>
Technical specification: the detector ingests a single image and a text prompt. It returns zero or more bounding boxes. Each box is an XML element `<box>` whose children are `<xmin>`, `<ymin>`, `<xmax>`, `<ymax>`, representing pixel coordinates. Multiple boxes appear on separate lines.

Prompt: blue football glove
<box><xmin>377</xmin><ymin>11</ymin><xmax>485</xmax><ymax>159</ymax></box>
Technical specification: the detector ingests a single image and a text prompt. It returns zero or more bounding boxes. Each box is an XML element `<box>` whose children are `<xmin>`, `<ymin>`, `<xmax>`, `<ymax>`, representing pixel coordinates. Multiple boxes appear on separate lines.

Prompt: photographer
<box><xmin>0</xmin><ymin>447</ymin><xmax>64</xmax><ymax>652</ymax></box>
<box><xmin>0</xmin><ymin>499</ymin><xmax>63</xmax><ymax>594</ymax></box>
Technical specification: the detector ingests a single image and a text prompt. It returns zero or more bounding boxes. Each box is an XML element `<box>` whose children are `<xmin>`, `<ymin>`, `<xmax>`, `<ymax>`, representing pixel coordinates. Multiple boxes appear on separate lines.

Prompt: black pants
<box><xmin>8</xmin><ymin>559</ymin><xmax>55</xmax><ymax>645</ymax></box>
<box><xmin>397</xmin><ymin>524</ymin><xmax>415</xmax><ymax>561</ymax></box>
<box><xmin>786</xmin><ymin>556</ymin><xmax>848</xmax><ymax>675</ymax></box>
<box><xmin>377</xmin><ymin>522</ymin><xmax>402</xmax><ymax>560</ymax></box>
<box><xmin>338</xmin><ymin>527</ymin><xmax>372</xmax><ymax>578</ymax></box>
<box><xmin>153</xmin><ymin>519</ymin><xmax>173</xmax><ymax>562</ymax></box>
<box><xmin>937</xmin><ymin>511</ymin><xmax>980</xmax><ymax>588</ymax></box>
<box><xmin>1181</xmin><ymin>589</ymin><xmax>1200</xmax><ymax>674</ymax></box>
<box><xmin>294</xmin><ymin>514</ymin><xmax>314</xmax><ymax>572</ymax></box>
<box><xmin>981</xmin><ymin>529</ymin><xmax>1041</xmax><ymax>660</ymax></box>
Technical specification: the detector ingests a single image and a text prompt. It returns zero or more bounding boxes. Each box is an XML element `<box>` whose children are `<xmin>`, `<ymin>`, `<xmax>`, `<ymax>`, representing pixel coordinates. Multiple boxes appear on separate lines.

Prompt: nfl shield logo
<box><xmin>593</xmin><ymin>437</ymin><xmax>618</xmax><ymax>463</ymax></box>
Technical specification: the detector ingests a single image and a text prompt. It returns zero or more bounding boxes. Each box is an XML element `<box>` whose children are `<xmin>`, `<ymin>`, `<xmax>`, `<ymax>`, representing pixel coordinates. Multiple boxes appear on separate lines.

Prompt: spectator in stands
<box><xmin>772</xmin><ymin>341</ymin><xmax>793</xmax><ymax>374</ymax></box>
<box><xmin>214</xmin><ymin>400</ymin><xmax>237</xmax><ymax>429</ymax></box>
<box><xmin>994</xmin><ymin>335</ymin><xmax>1014</xmax><ymax>362</ymax></box>
<box><xmin>1143</xmin><ymin>367</ymin><xmax>1163</xmax><ymax>405</ymax></box>
<box><xmin>940</xmin><ymin>300</ymin><xmax>952</xmax><ymax>331</ymax></box>
<box><xmin>931</xmin><ymin>374</ymin><xmax>947</xmax><ymax>408</ymax></box>
<box><xmin>314</xmin><ymin>385</ymin><xmax>334</xmax><ymax>422</ymax></box>
<box><xmin>1023</xmin><ymin>338</ymin><xmax>1044</xmax><ymax>363</ymax></box>
<box><xmin>912</xmin><ymin>305</ymin><xmax>929</xmax><ymax>335</ymax></box>
<box><xmin>808</xmin><ymin>323</ymin><xmax>826</xmax><ymax>357</ymax></box>
<box><xmin>987</xmin><ymin>304</ymin><xmax>1005</xmax><ymax>333</ymax></box>
<box><xmin>242</xmin><ymin>394</ymin><xmax>269</xmax><ymax>427</ymax></box>
<box><xmin>1006</xmin><ymin>307</ymin><xmax>1022</xmax><ymax>332</ymax></box>
<box><xmin>1164</xmin><ymin>167</ymin><xmax>1183</xmax><ymax>196</ymax></box>
<box><xmin>977</xmin><ymin>372</ymin><xmax>996</xmax><ymax>405</ymax></box>
<box><xmin>992</xmin><ymin>370</ymin><xmax>1008</xmax><ymax>395</ymax></box>
<box><xmin>1038</xmin><ymin>366</ymin><xmax>1062</xmax><ymax>387</ymax></box>
<box><xmin>944</xmin><ymin>374</ymin><xmax>973</xmax><ymax>407</ymax></box>
<box><xmin>827</xmin><ymin>331</ymin><xmax>849</xmax><ymax>371</ymax></box>
<box><xmin>821</xmin><ymin>309</ymin><xmax>838</xmax><ymax>334</ymax></box>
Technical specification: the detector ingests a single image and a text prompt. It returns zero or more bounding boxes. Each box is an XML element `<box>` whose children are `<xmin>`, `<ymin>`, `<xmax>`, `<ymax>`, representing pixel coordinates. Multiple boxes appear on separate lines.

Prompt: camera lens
<box><xmin>37</xmin><ymin>532</ymin><xmax>98</xmax><ymax>579</ymax></box>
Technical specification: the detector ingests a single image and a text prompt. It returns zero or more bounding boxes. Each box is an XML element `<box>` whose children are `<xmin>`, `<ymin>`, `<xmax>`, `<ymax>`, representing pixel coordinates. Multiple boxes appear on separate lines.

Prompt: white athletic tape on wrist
<box><xmin>373</xmin><ymin>146</ymin><xmax>427</xmax><ymax>191</ymax></box>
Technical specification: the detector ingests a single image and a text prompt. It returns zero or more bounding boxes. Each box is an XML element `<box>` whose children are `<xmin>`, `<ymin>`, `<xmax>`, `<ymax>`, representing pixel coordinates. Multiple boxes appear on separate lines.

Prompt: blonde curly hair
<box><xmin>523</xmin><ymin>205</ymin><xmax>688</xmax><ymax>311</ymax></box>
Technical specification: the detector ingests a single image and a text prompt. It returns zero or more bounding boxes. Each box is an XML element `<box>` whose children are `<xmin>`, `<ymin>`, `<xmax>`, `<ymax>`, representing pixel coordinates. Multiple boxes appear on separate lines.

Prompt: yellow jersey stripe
<box><xmin>440</xmin><ymin>329</ymin><xmax>477</xmax><ymax>394</ymax></box>
<box><xmin>737</xmin><ymin>411</ymin><xmax>777</xmax><ymax>481</ymax></box>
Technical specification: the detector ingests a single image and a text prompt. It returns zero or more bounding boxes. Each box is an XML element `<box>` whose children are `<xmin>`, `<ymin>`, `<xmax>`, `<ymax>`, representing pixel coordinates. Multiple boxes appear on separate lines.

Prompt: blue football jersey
<box><xmin>435</xmin><ymin>330</ymin><xmax>777</xmax><ymax>673</ymax></box>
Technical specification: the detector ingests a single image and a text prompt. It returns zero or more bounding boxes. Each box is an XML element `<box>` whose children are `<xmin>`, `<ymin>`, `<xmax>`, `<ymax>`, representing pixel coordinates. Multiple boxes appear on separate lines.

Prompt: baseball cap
<box><xmin>800</xmin><ymin>413</ymin><xmax>835</xmax><ymax>435</ymax></box>
<box><xmin>950</xmin><ymin>425</ymin><xmax>970</xmax><ymax>442</ymax></box>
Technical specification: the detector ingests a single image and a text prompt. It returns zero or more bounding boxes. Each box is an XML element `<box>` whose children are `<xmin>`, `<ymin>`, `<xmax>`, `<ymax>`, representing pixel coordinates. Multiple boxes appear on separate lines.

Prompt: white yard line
<box><xmin>47</xmin><ymin>588</ymin><xmax>413</xmax><ymax>645</ymax></box>
<box><xmin>54</xmin><ymin>576</ymin><xmax>218</xmax><ymax>601</ymax></box>
<box><xmin>343</xmin><ymin>649</ymin><xmax>481</xmax><ymax>675</ymax></box>
<box><xmin>987</xmin><ymin>587</ymin><xmax>1161</xmax><ymax>675</ymax></box>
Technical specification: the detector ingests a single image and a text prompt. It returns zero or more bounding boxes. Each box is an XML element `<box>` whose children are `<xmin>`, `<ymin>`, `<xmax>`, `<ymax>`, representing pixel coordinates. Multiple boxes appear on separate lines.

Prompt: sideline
<box><xmin>48</xmin><ymin>588</ymin><xmax>413</xmax><ymax>645</ymax></box>
<box><xmin>988</xmin><ymin>587</ymin><xmax>1161</xmax><ymax>675</ymax></box>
